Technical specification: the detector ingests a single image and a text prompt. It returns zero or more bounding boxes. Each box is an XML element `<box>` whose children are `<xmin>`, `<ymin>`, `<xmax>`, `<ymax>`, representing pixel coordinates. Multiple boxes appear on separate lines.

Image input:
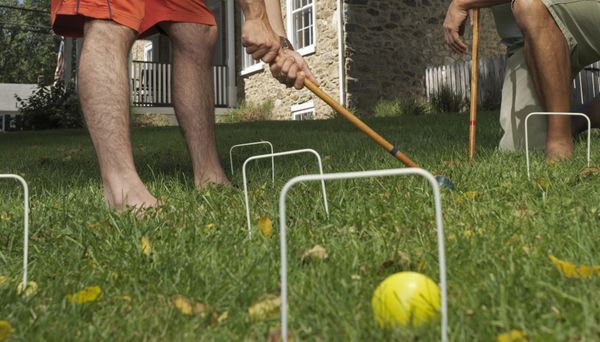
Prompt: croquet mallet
<box><xmin>469</xmin><ymin>9</ymin><xmax>480</xmax><ymax>160</ymax></box>
<box><xmin>302</xmin><ymin>78</ymin><xmax>456</xmax><ymax>190</ymax></box>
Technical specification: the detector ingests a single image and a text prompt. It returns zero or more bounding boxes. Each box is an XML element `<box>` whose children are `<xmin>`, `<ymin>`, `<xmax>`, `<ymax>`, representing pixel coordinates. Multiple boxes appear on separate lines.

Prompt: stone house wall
<box><xmin>344</xmin><ymin>0</ymin><xmax>506</xmax><ymax>112</ymax></box>
<box><xmin>237</xmin><ymin>0</ymin><xmax>342</xmax><ymax>120</ymax></box>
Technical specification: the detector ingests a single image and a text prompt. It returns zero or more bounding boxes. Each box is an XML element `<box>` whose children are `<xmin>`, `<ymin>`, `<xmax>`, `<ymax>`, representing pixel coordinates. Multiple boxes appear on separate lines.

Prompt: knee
<box><xmin>170</xmin><ymin>24</ymin><xmax>218</xmax><ymax>57</ymax></box>
<box><xmin>512</xmin><ymin>0</ymin><xmax>547</xmax><ymax>32</ymax></box>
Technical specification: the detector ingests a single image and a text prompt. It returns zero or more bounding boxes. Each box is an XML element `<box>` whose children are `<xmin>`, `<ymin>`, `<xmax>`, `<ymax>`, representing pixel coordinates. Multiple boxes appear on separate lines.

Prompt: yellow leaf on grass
<box><xmin>301</xmin><ymin>245</ymin><xmax>328</xmax><ymax>262</ymax></box>
<box><xmin>463</xmin><ymin>191</ymin><xmax>480</xmax><ymax>200</ymax></box>
<box><xmin>249</xmin><ymin>295</ymin><xmax>281</xmax><ymax>322</ymax></box>
<box><xmin>217</xmin><ymin>310</ymin><xmax>229</xmax><ymax>324</ymax></box>
<box><xmin>0</xmin><ymin>276</ymin><xmax>6</xmax><ymax>286</ymax></box>
<box><xmin>549</xmin><ymin>255</ymin><xmax>600</xmax><ymax>278</ymax></box>
<box><xmin>193</xmin><ymin>302</ymin><xmax>213</xmax><ymax>319</ymax></box>
<box><xmin>16</xmin><ymin>281</ymin><xmax>38</xmax><ymax>298</ymax></box>
<box><xmin>115</xmin><ymin>295</ymin><xmax>132</xmax><ymax>304</ymax></box>
<box><xmin>258</xmin><ymin>215</ymin><xmax>273</xmax><ymax>238</ymax></box>
<box><xmin>0</xmin><ymin>321</ymin><xmax>14</xmax><ymax>341</ymax></box>
<box><xmin>496</xmin><ymin>329</ymin><xmax>528</xmax><ymax>342</ymax></box>
<box><xmin>141</xmin><ymin>236</ymin><xmax>152</xmax><ymax>256</ymax></box>
<box><xmin>579</xmin><ymin>167</ymin><xmax>600</xmax><ymax>177</ymax></box>
<box><xmin>536</xmin><ymin>177</ymin><xmax>550</xmax><ymax>189</ymax></box>
<box><xmin>172</xmin><ymin>295</ymin><xmax>194</xmax><ymax>315</ymax></box>
<box><xmin>202</xmin><ymin>223</ymin><xmax>215</xmax><ymax>233</ymax></box>
<box><xmin>67</xmin><ymin>286</ymin><xmax>102</xmax><ymax>304</ymax></box>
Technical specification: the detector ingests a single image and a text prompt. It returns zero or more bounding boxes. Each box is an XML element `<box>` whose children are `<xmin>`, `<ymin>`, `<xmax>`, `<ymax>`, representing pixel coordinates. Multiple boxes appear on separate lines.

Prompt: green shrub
<box><xmin>16</xmin><ymin>81</ymin><xmax>83</xmax><ymax>130</ymax></box>
<box><xmin>429</xmin><ymin>85</ymin><xmax>467</xmax><ymax>113</ymax></box>
<box><xmin>222</xmin><ymin>100</ymin><xmax>274</xmax><ymax>122</ymax></box>
<box><xmin>373</xmin><ymin>97</ymin><xmax>431</xmax><ymax>117</ymax></box>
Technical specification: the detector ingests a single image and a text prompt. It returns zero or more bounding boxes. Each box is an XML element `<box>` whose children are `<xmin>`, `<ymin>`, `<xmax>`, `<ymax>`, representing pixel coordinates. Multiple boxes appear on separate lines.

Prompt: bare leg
<box><xmin>513</xmin><ymin>0</ymin><xmax>574</xmax><ymax>160</ymax></box>
<box><xmin>159</xmin><ymin>22</ymin><xmax>230</xmax><ymax>189</ymax></box>
<box><xmin>79</xmin><ymin>20</ymin><xmax>158</xmax><ymax>210</ymax></box>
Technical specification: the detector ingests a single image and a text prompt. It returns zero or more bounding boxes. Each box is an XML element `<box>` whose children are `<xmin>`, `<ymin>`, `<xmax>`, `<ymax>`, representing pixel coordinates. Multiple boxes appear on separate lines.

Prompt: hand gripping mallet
<box><xmin>302</xmin><ymin>79</ymin><xmax>456</xmax><ymax>190</ymax></box>
<box><xmin>468</xmin><ymin>9</ymin><xmax>480</xmax><ymax>160</ymax></box>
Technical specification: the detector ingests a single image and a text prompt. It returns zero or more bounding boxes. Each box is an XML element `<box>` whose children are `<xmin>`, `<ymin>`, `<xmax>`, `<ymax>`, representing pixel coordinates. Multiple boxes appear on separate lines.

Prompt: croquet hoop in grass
<box><xmin>469</xmin><ymin>9</ymin><xmax>480</xmax><ymax>160</ymax></box>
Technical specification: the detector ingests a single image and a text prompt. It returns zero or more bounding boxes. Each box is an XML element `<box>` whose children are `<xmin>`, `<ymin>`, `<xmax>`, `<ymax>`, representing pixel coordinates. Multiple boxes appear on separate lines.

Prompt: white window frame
<box><xmin>143</xmin><ymin>43</ymin><xmax>153</xmax><ymax>62</ymax></box>
<box><xmin>286</xmin><ymin>0</ymin><xmax>316</xmax><ymax>56</ymax></box>
<box><xmin>291</xmin><ymin>100</ymin><xmax>315</xmax><ymax>120</ymax></box>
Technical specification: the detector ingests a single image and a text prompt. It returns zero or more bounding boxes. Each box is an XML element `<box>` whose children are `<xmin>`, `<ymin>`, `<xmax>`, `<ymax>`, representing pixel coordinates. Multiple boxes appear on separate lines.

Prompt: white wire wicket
<box><xmin>278</xmin><ymin>168</ymin><xmax>448</xmax><ymax>342</ymax></box>
<box><xmin>525</xmin><ymin>112</ymin><xmax>591</xmax><ymax>180</ymax></box>
<box><xmin>229</xmin><ymin>141</ymin><xmax>275</xmax><ymax>184</ymax></box>
<box><xmin>243</xmin><ymin>149</ymin><xmax>329</xmax><ymax>237</ymax></box>
<box><xmin>0</xmin><ymin>174</ymin><xmax>29</xmax><ymax>291</ymax></box>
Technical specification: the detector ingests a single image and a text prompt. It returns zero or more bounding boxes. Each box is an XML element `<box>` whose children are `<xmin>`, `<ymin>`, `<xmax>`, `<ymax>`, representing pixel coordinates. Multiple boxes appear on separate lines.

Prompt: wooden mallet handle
<box><xmin>469</xmin><ymin>9</ymin><xmax>480</xmax><ymax>160</ymax></box>
<box><xmin>303</xmin><ymin>79</ymin><xmax>419</xmax><ymax>168</ymax></box>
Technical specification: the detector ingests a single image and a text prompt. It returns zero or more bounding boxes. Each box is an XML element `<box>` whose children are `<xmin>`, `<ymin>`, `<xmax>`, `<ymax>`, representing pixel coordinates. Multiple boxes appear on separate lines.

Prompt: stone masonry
<box><xmin>344</xmin><ymin>0</ymin><xmax>505</xmax><ymax>112</ymax></box>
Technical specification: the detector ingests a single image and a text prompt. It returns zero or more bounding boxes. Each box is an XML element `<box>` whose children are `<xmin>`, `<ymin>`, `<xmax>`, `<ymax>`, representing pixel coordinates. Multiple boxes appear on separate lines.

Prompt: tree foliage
<box><xmin>0</xmin><ymin>0</ymin><xmax>61</xmax><ymax>84</ymax></box>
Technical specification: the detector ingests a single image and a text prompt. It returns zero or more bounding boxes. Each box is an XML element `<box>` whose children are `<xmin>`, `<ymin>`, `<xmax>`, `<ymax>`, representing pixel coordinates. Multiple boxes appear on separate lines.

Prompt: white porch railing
<box><xmin>130</xmin><ymin>61</ymin><xmax>229</xmax><ymax>108</ymax></box>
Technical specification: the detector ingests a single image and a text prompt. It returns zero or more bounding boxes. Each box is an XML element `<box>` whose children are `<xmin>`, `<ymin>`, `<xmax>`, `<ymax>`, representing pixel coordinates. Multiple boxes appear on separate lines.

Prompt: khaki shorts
<box><xmin>498</xmin><ymin>0</ymin><xmax>600</xmax><ymax>151</ymax></box>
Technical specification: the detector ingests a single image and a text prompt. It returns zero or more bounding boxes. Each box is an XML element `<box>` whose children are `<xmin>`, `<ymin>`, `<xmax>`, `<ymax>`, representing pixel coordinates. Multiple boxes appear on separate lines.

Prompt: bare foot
<box><xmin>103</xmin><ymin>173</ymin><xmax>159</xmax><ymax>211</ymax></box>
<box><xmin>195</xmin><ymin>172</ymin><xmax>232</xmax><ymax>189</ymax></box>
<box><xmin>546</xmin><ymin>139</ymin><xmax>574</xmax><ymax>161</ymax></box>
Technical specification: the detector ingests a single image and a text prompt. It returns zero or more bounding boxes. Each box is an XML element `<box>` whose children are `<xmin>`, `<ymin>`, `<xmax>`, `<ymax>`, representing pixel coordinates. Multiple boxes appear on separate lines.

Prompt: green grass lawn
<box><xmin>1</xmin><ymin>111</ymin><xmax>600</xmax><ymax>341</ymax></box>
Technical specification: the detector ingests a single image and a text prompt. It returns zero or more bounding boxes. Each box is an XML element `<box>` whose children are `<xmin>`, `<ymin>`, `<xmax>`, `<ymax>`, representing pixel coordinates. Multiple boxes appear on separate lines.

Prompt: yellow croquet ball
<box><xmin>371</xmin><ymin>272</ymin><xmax>441</xmax><ymax>328</ymax></box>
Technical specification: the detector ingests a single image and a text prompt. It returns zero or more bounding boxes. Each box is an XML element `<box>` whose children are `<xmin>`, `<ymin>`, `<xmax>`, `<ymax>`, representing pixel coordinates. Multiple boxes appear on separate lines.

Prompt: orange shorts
<box><xmin>51</xmin><ymin>0</ymin><xmax>216</xmax><ymax>38</ymax></box>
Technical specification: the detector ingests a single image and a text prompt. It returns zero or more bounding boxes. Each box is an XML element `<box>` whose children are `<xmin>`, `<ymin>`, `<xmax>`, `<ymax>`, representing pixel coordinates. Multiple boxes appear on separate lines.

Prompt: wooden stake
<box><xmin>469</xmin><ymin>9</ymin><xmax>480</xmax><ymax>160</ymax></box>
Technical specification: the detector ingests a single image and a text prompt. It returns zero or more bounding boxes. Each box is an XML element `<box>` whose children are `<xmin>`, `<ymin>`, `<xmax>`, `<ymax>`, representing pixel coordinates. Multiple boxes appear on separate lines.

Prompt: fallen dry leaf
<box><xmin>140</xmin><ymin>236</ymin><xmax>152</xmax><ymax>256</ymax></box>
<box><xmin>16</xmin><ymin>281</ymin><xmax>38</xmax><ymax>298</ymax></box>
<box><xmin>114</xmin><ymin>295</ymin><xmax>132</xmax><ymax>304</ymax></box>
<box><xmin>172</xmin><ymin>295</ymin><xmax>194</xmax><ymax>315</ymax></box>
<box><xmin>0</xmin><ymin>321</ymin><xmax>13</xmax><ymax>341</ymax></box>
<box><xmin>536</xmin><ymin>177</ymin><xmax>550</xmax><ymax>189</ymax></box>
<box><xmin>496</xmin><ymin>329</ymin><xmax>528</xmax><ymax>342</ymax></box>
<box><xmin>463</xmin><ymin>191</ymin><xmax>480</xmax><ymax>200</ymax></box>
<box><xmin>549</xmin><ymin>255</ymin><xmax>600</xmax><ymax>278</ymax></box>
<box><xmin>248</xmin><ymin>294</ymin><xmax>281</xmax><ymax>322</ymax></box>
<box><xmin>66</xmin><ymin>286</ymin><xmax>102</xmax><ymax>304</ymax></box>
<box><xmin>301</xmin><ymin>245</ymin><xmax>328</xmax><ymax>262</ymax></box>
<box><xmin>579</xmin><ymin>167</ymin><xmax>600</xmax><ymax>178</ymax></box>
<box><xmin>217</xmin><ymin>310</ymin><xmax>229</xmax><ymax>324</ymax></box>
<box><xmin>258</xmin><ymin>215</ymin><xmax>273</xmax><ymax>238</ymax></box>
<box><xmin>0</xmin><ymin>276</ymin><xmax>6</xmax><ymax>287</ymax></box>
<box><xmin>266</xmin><ymin>326</ymin><xmax>294</xmax><ymax>342</ymax></box>
<box><xmin>193</xmin><ymin>302</ymin><xmax>214</xmax><ymax>319</ymax></box>
<box><xmin>202</xmin><ymin>223</ymin><xmax>215</xmax><ymax>233</ymax></box>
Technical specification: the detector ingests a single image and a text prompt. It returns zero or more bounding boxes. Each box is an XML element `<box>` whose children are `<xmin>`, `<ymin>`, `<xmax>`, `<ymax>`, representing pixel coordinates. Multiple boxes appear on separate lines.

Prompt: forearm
<box><xmin>239</xmin><ymin>0</ymin><xmax>269</xmax><ymax>20</ymax></box>
<box><xmin>265</xmin><ymin>0</ymin><xmax>286</xmax><ymax>37</ymax></box>
<box><xmin>455</xmin><ymin>0</ymin><xmax>510</xmax><ymax>9</ymax></box>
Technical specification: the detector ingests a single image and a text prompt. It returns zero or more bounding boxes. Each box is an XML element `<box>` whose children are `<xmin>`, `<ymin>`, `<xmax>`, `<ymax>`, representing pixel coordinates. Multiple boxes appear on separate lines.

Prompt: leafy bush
<box><xmin>429</xmin><ymin>85</ymin><xmax>468</xmax><ymax>113</ymax></box>
<box><xmin>221</xmin><ymin>100</ymin><xmax>274</xmax><ymax>123</ymax></box>
<box><xmin>16</xmin><ymin>81</ymin><xmax>83</xmax><ymax>130</ymax></box>
<box><xmin>373</xmin><ymin>97</ymin><xmax>431</xmax><ymax>117</ymax></box>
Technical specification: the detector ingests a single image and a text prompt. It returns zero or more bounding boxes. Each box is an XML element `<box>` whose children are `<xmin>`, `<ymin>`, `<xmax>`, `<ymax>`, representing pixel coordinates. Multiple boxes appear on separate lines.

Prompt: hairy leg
<box><xmin>513</xmin><ymin>0</ymin><xmax>574</xmax><ymax>160</ymax></box>
<box><xmin>160</xmin><ymin>22</ymin><xmax>230</xmax><ymax>188</ymax></box>
<box><xmin>79</xmin><ymin>20</ymin><xmax>158</xmax><ymax>210</ymax></box>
